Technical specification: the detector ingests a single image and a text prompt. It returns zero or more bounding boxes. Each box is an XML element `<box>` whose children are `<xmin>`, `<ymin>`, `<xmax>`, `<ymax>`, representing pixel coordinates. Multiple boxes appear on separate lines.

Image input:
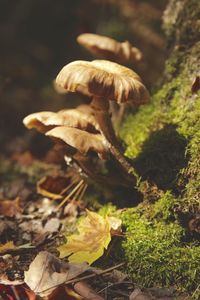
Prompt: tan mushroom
<box><xmin>46</xmin><ymin>126</ymin><xmax>133</xmax><ymax>188</ymax></box>
<box><xmin>23</xmin><ymin>109</ymin><xmax>134</xmax><ymax>188</ymax></box>
<box><xmin>77</xmin><ymin>33</ymin><xmax>142</xmax><ymax>64</ymax></box>
<box><xmin>56</xmin><ymin>59</ymin><xmax>149</xmax><ymax>177</ymax></box>
<box><xmin>53</xmin><ymin>79</ymin><xmax>67</xmax><ymax>94</ymax></box>
<box><xmin>23</xmin><ymin>111</ymin><xmax>56</xmax><ymax>133</ymax></box>
<box><xmin>46</xmin><ymin>126</ymin><xmax>109</xmax><ymax>160</ymax></box>
<box><xmin>23</xmin><ymin>105</ymin><xmax>99</xmax><ymax>133</ymax></box>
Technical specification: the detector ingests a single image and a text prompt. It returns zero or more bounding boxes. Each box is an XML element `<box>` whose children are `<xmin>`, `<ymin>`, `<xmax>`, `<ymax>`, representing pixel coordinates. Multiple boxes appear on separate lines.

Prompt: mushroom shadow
<box><xmin>133</xmin><ymin>124</ymin><xmax>189</xmax><ymax>191</ymax></box>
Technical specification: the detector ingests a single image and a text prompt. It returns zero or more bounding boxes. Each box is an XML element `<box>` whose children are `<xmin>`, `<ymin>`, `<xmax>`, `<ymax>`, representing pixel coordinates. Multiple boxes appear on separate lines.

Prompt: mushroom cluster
<box><xmin>24</xmin><ymin>34</ymin><xmax>149</xmax><ymax>203</ymax></box>
<box><xmin>76</xmin><ymin>33</ymin><xmax>146</xmax><ymax>128</ymax></box>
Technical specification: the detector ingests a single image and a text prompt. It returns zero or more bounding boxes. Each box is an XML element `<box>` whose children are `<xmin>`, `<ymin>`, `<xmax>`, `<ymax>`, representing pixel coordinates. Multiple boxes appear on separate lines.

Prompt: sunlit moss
<box><xmin>122</xmin><ymin>206</ymin><xmax>200</xmax><ymax>297</ymax></box>
<box><xmin>120</xmin><ymin>2</ymin><xmax>200</xmax><ymax>296</ymax></box>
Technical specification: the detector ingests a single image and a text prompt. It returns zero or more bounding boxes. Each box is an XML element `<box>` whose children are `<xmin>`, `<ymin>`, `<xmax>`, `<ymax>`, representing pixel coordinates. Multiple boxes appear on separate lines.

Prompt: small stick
<box><xmin>97</xmin><ymin>281</ymin><xmax>133</xmax><ymax>294</ymax></box>
<box><xmin>78</xmin><ymin>183</ymin><xmax>88</xmax><ymax>201</ymax></box>
<box><xmin>56</xmin><ymin>180</ymin><xmax>84</xmax><ymax>210</ymax></box>
<box><xmin>40</xmin><ymin>262</ymin><xmax>125</xmax><ymax>294</ymax></box>
<box><xmin>60</xmin><ymin>177</ymin><xmax>80</xmax><ymax>196</ymax></box>
<box><xmin>71</xmin><ymin>182</ymin><xmax>86</xmax><ymax>201</ymax></box>
<box><xmin>65</xmin><ymin>262</ymin><xmax>125</xmax><ymax>285</ymax></box>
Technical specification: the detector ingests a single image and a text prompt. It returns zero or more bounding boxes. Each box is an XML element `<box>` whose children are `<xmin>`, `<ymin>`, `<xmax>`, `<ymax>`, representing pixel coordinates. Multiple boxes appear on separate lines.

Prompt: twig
<box><xmin>56</xmin><ymin>179</ymin><xmax>84</xmax><ymax>210</ymax></box>
<box><xmin>40</xmin><ymin>262</ymin><xmax>125</xmax><ymax>294</ymax></box>
<box><xmin>97</xmin><ymin>281</ymin><xmax>133</xmax><ymax>294</ymax></box>
<box><xmin>68</xmin><ymin>262</ymin><xmax>125</xmax><ymax>285</ymax></box>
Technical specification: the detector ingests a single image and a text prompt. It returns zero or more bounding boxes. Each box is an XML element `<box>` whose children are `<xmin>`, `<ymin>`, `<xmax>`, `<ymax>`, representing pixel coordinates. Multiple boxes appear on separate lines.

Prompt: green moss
<box><xmin>150</xmin><ymin>191</ymin><xmax>176</xmax><ymax>221</ymax></box>
<box><xmin>120</xmin><ymin>98</ymin><xmax>163</xmax><ymax>159</ymax></box>
<box><xmin>119</xmin><ymin>2</ymin><xmax>200</xmax><ymax>295</ymax></box>
<box><xmin>120</xmin><ymin>42</ymin><xmax>200</xmax><ymax>200</ymax></box>
<box><xmin>122</xmin><ymin>207</ymin><xmax>200</xmax><ymax>297</ymax></box>
<box><xmin>164</xmin><ymin>0</ymin><xmax>200</xmax><ymax>46</ymax></box>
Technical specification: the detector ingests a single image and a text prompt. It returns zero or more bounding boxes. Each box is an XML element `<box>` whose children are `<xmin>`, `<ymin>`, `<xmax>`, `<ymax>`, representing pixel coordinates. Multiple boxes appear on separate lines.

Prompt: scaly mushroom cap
<box><xmin>46</xmin><ymin>126</ymin><xmax>109</xmax><ymax>159</ymax></box>
<box><xmin>23</xmin><ymin>106</ymin><xmax>99</xmax><ymax>133</ymax></box>
<box><xmin>77</xmin><ymin>33</ymin><xmax>142</xmax><ymax>64</ymax></box>
<box><xmin>56</xmin><ymin>60</ymin><xmax>149</xmax><ymax>104</ymax></box>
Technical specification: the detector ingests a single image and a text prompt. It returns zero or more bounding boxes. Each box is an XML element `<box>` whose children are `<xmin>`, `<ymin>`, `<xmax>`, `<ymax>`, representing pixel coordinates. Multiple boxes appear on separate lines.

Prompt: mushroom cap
<box><xmin>77</xmin><ymin>33</ymin><xmax>142</xmax><ymax>64</ymax></box>
<box><xmin>46</xmin><ymin>126</ymin><xmax>109</xmax><ymax>159</ymax></box>
<box><xmin>23</xmin><ymin>112</ymin><xmax>55</xmax><ymax>133</ymax></box>
<box><xmin>56</xmin><ymin>60</ymin><xmax>149</xmax><ymax>104</ymax></box>
<box><xmin>53</xmin><ymin>79</ymin><xmax>67</xmax><ymax>94</ymax></box>
<box><xmin>23</xmin><ymin>107</ymin><xmax>99</xmax><ymax>133</ymax></box>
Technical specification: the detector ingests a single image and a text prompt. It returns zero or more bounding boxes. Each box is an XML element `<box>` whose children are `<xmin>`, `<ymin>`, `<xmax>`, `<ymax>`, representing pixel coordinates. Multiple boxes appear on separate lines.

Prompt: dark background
<box><xmin>0</xmin><ymin>0</ymin><xmax>167</xmax><ymax>147</ymax></box>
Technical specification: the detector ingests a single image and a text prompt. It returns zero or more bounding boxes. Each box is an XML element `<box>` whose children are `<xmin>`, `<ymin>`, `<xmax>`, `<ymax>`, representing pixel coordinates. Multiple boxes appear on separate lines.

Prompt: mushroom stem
<box><xmin>91</xmin><ymin>97</ymin><xmax>136</xmax><ymax>180</ymax></box>
<box><xmin>73</xmin><ymin>153</ymin><xmax>134</xmax><ymax>188</ymax></box>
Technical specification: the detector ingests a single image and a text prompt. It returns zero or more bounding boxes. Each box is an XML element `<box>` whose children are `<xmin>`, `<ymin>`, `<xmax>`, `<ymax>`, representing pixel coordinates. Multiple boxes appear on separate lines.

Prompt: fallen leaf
<box><xmin>24</xmin><ymin>251</ymin><xmax>89</xmax><ymax>296</ymax></box>
<box><xmin>43</xmin><ymin>218</ymin><xmax>61</xmax><ymax>233</ymax></box>
<box><xmin>129</xmin><ymin>289</ymin><xmax>153</xmax><ymax>300</ymax></box>
<box><xmin>108</xmin><ymin>216</ymin><xmax>122</xmax><ymax>233</ymax></box>
<box><xmin>0</xmin><ymin>241</ymin><xmax>34</xmax><ymax>255</ymax></box>
<box><xmin>49</xmin><ymin>286</ymin><xmax>82</xmax><ymax>300</ymax></box>
<box><xmin>37</xmin><ymin>176</ymin><xmax>70</xmax><ymax>200</ymax></box>
<box><xmin>24</xmin><ymin>289</ymin><xmax>37</xmax><ymax>300</ymax></box>
<box><xmin>58</xmin><ymin>210</ymin><xmax>112</xmax><ymax>265</ymax></box>
<box><xmin>73</xmin><ymin>281</ymin><xmax>104</xmax><ymax>300</ymax></box>
<box><xmin>0</xmin><ymin>197</ymin><xmax>23</xmax><ymax>217</ymax></box>
<box><xmin>0</xmin><ymin>241</ymin><xmax>16</xmax><ymax>254</ymax></box>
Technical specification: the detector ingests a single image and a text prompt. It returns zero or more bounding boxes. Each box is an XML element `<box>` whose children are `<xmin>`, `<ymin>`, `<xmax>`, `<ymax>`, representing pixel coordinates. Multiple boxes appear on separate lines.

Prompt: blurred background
<box><xmin>0</xmin><ymin>0</ymin><xmax>168</xmax><ymax>150</ymax></box>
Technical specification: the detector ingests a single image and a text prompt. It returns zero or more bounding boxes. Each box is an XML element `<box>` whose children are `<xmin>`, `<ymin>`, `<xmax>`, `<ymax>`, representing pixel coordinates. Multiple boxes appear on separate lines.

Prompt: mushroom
<box><xmin>55</xmin><ymin>59</ymin><xmax>150</xmax><ymax>177</ymax></box>
<box><xmin>46</xmin><ymin>126</ymin><xmax>133</xmax><ymax>188</ymax></box>
<box><xmin>23</xmin><ymin>107</ymin><xmax>134</xmax><ymax>188</ymax></box>
<box><xmin>23</xmin><ymin>105</ymin><xmax>99</xmax><ymax>133</ymax></box>
<box><xmin>46</xmin><ymin>126</ymin><xmax>109</xmax><ymax>160</ymax></box>
<box><xmin>77</xmin><ymin>33</ymin><xmax>142</xmax><ymax>64</ymax></box>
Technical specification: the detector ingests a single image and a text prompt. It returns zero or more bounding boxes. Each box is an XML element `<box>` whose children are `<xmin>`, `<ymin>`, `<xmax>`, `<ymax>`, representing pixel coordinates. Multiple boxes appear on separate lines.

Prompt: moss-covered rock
<box><xmin>120</xmin><ymin>0</ymin><xmax>200</xmax><ymax>296</ymax></box>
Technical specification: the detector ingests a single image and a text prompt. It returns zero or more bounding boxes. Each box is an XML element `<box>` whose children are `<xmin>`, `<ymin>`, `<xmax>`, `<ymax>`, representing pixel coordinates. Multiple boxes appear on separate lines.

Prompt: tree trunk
<box><xmin>121</xmin><ymin>0</ymin><xmax>200</xmax><ymax>297</ymax></box>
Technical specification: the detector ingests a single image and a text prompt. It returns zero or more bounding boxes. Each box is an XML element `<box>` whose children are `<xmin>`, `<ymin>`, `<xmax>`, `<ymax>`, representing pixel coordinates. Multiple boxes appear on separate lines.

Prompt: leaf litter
<box><xmin>0</xmin><ymin>155</ymin><xmax>131</xmax><ymax>299</ymax></box>
<box><xmin>0</xmin><ymin>153</ymin><xmax>192</xmax><ymax>299</ymax></box>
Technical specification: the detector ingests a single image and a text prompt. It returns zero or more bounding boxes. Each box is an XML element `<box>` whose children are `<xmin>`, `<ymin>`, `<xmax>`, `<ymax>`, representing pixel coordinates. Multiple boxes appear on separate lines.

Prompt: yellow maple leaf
<box><xmin>58</xmin><ymin>210</ymin><xmax>111</xmax><ymax>265</ymax></box>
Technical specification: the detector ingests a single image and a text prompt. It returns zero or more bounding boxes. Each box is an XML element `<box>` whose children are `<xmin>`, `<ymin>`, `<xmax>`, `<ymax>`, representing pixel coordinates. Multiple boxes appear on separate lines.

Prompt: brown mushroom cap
<box><xmin>46</xmin><ymin>126</ymin><xmax>109</xmax><ymax>159</ymax></box>
<box><xmin>23</xmin><ymin>106</ymin><xmax>99</xmax><ymax>133</ymax></box>
<box><xmin>56</xmin><ymin>60</ymin><xmax>149</xmax><ymax>104</ymax></box>
<box><xmin>77</xmin><ymin>33</ymin><xmax>142</xmax><ymax>64</ymax></box>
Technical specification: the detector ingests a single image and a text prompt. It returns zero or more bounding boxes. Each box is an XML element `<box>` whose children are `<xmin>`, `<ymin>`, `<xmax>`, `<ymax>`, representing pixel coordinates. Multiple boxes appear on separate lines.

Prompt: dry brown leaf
<box><xmin>0</xmin><ymin>241</ymin><xmax>16</xmax><ymax>254</ymax></box>
<box><xmin>49</xmin><ymin>286</ymin><xmax>83</xmax><ymax>300</ymax></box>
<box><xmin>73</xmin><ymin>281</ymin><xmax>104</xmax><ymax>300</ymax></box>
<box><xmin>24</xmin><ymin>251</ymin><xmax>89</xmax><ymax>297</ymax></box>
<box><xmin>130</xmin><ymin>289</ymin><xmax>153</xmax><ymax>300</ymax></box>
<box><xmin>37</xmin><ymin>175</ymin><xmax>70</xmax><ymax>200</ymax></box>
<box><xmin>0</xmin><ymin>197</ymin><xmax>23</xmax><ymax>217</ymax></box>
